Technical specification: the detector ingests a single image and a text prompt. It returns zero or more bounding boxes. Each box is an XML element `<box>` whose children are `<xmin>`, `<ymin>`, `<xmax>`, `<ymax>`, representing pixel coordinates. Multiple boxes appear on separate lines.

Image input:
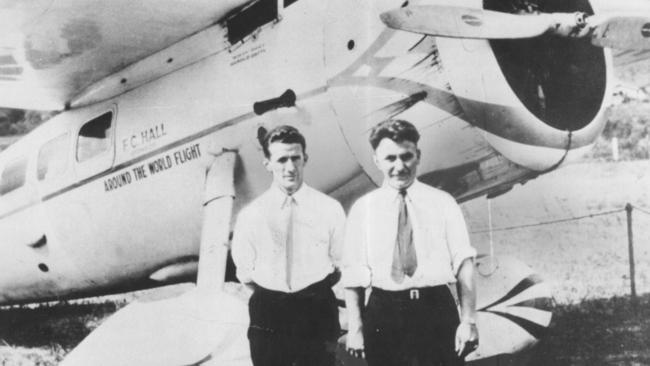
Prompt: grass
<box><xmin>0</xmin><ymin>295</ymin><xmax>648</xmax><ymax>365</ymax></box>
<box><xmin>530</xmin><ymin>294</ymin><xmax>650</xmax><ymax>366</ymax></box>
<box><xmin>0</xmin><ymin>302</ymin><xmax>122</xmax><ymax>366</ymax></box>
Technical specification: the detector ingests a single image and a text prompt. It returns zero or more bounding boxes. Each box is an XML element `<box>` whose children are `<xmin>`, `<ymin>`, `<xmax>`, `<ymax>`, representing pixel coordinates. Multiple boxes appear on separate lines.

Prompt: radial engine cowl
<box><xmin>437</xmin><ymin>0</ymin><xmax>612</xmax><ymax>171</ymax></box>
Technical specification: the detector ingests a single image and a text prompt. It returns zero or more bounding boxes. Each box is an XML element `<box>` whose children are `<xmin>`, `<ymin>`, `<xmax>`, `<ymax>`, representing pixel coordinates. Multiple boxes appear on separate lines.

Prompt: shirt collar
<box><xmin>380</xmin><ymin>179</ymin><xmax>424</xmax><ymax>203</ymax></box>
<box><xmin>291</xmin><ymin>183</ymin><xmax>310</xmax><ymax>205</ymax></box>
<box><xmin>269</xmin><ymin>183</ymin><xmax>311</xmax><ymax>208</ymax></box>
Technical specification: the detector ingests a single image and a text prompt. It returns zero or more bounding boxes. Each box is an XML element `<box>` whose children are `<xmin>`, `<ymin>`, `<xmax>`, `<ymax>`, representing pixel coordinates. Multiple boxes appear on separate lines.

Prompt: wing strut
<box><xmin>197</xmin><ymin>150</ymin><xmax>238</xmax><ymax>294</ymax></box>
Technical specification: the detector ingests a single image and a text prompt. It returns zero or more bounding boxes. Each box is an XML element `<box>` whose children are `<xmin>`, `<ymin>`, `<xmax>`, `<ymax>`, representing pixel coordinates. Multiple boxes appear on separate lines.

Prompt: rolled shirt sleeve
<box><xmin>342</xmin><ymin>199</ymin><xmax>372</xmax><ymax>288</ymax></box>
<box><xmin>231</xmin><ymin>208</ymin><xmax>256</xmax><ymax>285</ymax></box>
<box><xmin>446</xmin><ymin>200</ymin><xmax>476</xmax><ymax>276</ymax></box>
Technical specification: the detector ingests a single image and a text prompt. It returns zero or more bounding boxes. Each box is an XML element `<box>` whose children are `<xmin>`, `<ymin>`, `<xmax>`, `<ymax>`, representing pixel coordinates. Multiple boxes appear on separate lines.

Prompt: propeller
<box><xmin>380</xmin><ymin>5</ymin><xmax>650</xmax><ymax>50</ymax></box>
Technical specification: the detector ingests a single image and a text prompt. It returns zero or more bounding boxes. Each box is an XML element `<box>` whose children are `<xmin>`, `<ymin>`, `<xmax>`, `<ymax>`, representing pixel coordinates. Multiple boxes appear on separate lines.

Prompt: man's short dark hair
<box><xmin>369</xmin><ymin>119</ymin><xmax>420</xmax><ymax>150</ymax></box>
<box><xmin>261</xmin><ymin>125</ymin><xmax>307</xmax><ymax>158</ymax></box>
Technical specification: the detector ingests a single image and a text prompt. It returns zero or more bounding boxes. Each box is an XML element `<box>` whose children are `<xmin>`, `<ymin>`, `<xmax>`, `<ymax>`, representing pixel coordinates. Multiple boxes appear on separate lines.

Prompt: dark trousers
<box><xmin>363</xmin><ymin>286</ymin><xmax>464</xmax><ymax>366</ymax></box>
<box><xmin>248</xmin><ymin>276</ymin><xmax>340</xmax><ymax>366</ymax></box>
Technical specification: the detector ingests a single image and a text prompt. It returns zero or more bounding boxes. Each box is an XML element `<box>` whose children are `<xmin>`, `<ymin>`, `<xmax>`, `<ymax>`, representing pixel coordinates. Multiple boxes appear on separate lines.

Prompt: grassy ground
<box><xmin>530</xmin><ymin>294</ymin><xmax>650</xmax><ymax>366</ymax></box>
<box><xmin>0</xmin><ymin>302</ymin><xmax>121</xmax><ymax>365</ymax></box>
<box><xmin>1</xmin><ymin>295</ymin><xmax>648</xmax><ymax>366</ymax></box>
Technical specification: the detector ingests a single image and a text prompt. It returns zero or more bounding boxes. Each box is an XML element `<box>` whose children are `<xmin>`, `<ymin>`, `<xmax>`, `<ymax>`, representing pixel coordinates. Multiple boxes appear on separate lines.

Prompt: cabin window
<box><xmin>0</xmin><ymin>156</ymin><xmax>27</xmax><ymax>195</ymax></box>
<box><xmin>227</xmin><ymin>0</ymin><xmax>277</xmax><ymax>44</ymax></box>
<box><xmin>76</xmin><ymin>112</ymin><xmax>113</xmax><ymax>163</ymax></box>
<box><xmin>37</xmin><ymin>133</ymin><xmax>69</xmax><ymax>181</ymax></box>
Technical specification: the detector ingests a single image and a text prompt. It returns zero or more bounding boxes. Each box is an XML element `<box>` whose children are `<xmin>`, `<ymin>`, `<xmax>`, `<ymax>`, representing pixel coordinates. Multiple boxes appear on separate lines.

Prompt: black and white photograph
<box><xmin>0</xmin><ymin>0</ymin><xmax>649</xmax><ymax>365</ymax></box>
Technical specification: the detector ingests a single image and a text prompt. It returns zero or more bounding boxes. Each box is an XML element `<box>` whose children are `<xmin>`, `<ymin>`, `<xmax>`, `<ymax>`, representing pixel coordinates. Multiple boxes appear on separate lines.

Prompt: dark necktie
<box><xmin>391</xmin><ymin>190</ymin><xmax>417</xmax><ymax>282</ymax></box>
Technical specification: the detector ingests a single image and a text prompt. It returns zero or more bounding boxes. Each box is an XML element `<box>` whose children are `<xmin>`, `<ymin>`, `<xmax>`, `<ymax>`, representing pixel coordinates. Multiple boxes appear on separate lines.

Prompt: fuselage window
<box><xmin>0</xmin><ymin>156</ymin><xmax>27</xmax><ymax>195</ymax></box>
<box><xmin>76</xmin><ymin>112</ymin><xmax>113</xmax><ymax>163</ymax></box>
<box><xmin>37</xmin><ymin>132</ymin><xmax>69</xmax><ymax>181</ymax></box>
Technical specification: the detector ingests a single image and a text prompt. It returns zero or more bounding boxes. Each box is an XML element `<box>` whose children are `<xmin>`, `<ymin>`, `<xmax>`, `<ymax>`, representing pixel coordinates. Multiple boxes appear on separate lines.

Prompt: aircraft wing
<box><xmin>0</xmin><ymin>0</ymin><xmax>247</xmax><ymax>111</ymax></box>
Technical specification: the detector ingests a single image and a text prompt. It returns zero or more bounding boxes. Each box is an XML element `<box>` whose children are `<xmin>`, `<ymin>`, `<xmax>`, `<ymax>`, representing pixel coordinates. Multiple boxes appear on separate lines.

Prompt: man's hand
<box><xmin>455</xmin><ymin>320</ymin><xmax>479</xmax><ymax>358</ymax></box>
<box><xmin>346</xmin><ymin>328</ymin><xmax>365</xmax><ymax>359</ymax></box>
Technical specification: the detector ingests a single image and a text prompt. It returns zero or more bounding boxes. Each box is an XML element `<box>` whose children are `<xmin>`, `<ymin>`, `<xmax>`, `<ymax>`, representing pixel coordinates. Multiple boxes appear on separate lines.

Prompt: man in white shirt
<box><xmin>232</xmin><ymin>125</ymin><xmax>345</xmax><ymax>366</ymax></box>
<box><xmin>343</xmin><ymin>119</ymin><xmax>479</xmax><ymax>366</ymax></box>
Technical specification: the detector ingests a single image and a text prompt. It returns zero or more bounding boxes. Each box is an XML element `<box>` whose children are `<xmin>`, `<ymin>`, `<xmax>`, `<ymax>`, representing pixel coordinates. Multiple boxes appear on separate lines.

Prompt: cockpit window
<box><xmin>76</xmin><ymin>112</ymin><xmax>113</xmax><ymax>163</ymax></box>
<box><xmin>37</xmin><ymin>132</ymin><xmax>69</xmax><ymax>181</ymax></box>
<box><xmin>227</xmin><ymin>0</ymin><xmax>277</xmax><ymax>44</ymax></box>
<box><xmin>0</xmin><ymin>156</ymin><xmax>27</xmax><ymax>195</ymax></box>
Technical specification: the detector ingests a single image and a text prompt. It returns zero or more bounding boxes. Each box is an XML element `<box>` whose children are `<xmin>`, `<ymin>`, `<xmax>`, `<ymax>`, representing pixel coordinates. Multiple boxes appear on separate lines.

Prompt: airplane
<box><xmin>1</xmin><ymin>0</ymin><xmax>649</xmax><ymax>364</ymax></box>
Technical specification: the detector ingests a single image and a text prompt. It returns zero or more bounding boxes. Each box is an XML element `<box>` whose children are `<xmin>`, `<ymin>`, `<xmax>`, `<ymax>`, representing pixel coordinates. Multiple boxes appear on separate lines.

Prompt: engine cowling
<box><xmin>438</xmin><ymin>0</ymin><xmax>612</xmax><ymax>171</ymax></box>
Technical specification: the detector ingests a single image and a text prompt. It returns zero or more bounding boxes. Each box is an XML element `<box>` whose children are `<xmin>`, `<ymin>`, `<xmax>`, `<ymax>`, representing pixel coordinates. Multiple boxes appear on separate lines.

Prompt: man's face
<box><xmin>265</xmin><ymin>142</ymin><xmax>307</xmax><ymax>195</ymax></box>
<box><xmin>373</xmin><ymin>138</ymin><xmax>420</xmax><ymax>191</ymax></box>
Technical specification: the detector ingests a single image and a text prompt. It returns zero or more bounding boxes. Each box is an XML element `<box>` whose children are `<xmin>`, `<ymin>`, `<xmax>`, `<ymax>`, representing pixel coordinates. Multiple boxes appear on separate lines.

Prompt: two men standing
<box><xmin>231</xmin><ymin>121</ymin><xmax>478</xmax><ymax>366</ymax></box>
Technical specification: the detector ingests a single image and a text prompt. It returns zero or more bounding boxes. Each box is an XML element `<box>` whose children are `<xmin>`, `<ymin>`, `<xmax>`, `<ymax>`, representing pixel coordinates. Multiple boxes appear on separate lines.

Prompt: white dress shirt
<box><xmin>342</xmin><ymin>180</ymin><xmax>476</xmax><ymax>290</ymax></box>
<box><xmin>232</xmin><ymin>183</ymin><xmax>346</xmax><ymax>292</ymax></box>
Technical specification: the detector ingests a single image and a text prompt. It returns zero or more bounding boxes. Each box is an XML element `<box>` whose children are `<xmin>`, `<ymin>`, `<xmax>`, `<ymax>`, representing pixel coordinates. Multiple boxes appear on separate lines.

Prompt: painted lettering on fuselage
<box><xmin>121</xmin><ymin>123</ymin><xmax>167</xmax><ymax>151</ymax></box>
<box><xmin>103</xmin><ymin>143</ymin><xmax>201</xmax><ymax>192</ymax></box>
<box><xmin>173</xmin><ymin>144</ymin><xmax>201</xmax><ymax>165</ymax></box>
<box><xmin>148</xmin><ymin>155</ymin><xmax>174</xmax><ymax>175</ymax></box>
<box><xmin>104</xmin><ymin>171</ymin><xmax>133</xmax><ymax>192</ymax></box>
<box><xmin>230</xmin><ymin>44</ymin><xmax>267</xmax><ymax>66</ymax></box>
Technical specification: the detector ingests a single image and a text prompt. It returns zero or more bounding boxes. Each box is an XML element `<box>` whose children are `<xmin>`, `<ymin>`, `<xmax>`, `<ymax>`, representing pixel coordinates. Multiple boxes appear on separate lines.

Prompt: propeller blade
<box><xmin>588</xmin><ymin>16</ymin><xmax>650</xmax><ymax>50</ymax></box>
<box><xmin>380</xmin><ymin>5</ymin><xmax>553</xmax><ymax>39</ymax></box>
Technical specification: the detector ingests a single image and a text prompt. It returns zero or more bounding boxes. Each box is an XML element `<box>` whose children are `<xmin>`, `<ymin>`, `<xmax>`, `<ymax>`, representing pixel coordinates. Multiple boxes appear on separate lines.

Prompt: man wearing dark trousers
<box><xmin>343</xmin><ymin>119</ymin><xmax>479</xmax><ymax>366</ymax></box>
<box><xmin>232</xmin><ymin>125</ymin><xmax>345</xmax><ymax>366</ymax></box>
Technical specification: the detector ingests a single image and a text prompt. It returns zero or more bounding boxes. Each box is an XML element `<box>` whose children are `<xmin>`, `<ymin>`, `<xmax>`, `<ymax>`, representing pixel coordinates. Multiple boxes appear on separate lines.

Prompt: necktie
<box><xmin>284</xmin><ymin>195</ymin><xmax>296</xmax><ymax>289</ymax></box>
<box><xmin>391</xmin><ymin>190</ymin><xmax>417</xmax><ymax>282</ymax></box>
